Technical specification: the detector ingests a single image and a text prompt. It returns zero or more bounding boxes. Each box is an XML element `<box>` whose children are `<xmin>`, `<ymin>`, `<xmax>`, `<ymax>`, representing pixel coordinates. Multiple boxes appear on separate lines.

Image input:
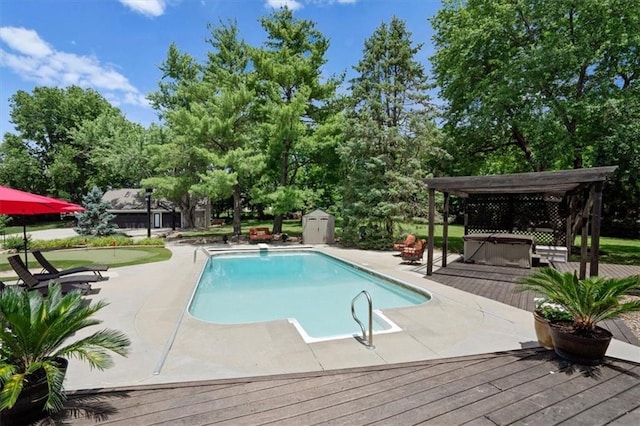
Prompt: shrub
<box><xmin>135</xmin><ymin>237</ymin><xmax>165</xmax><ymax>246</ymax></box>
<box><xmin>89</xmin><ymin>236</ymin><xmax>134</xmax><ymax>247</ymax></box>
<box><xmin>2</xmin><ymin>235</ymin><xmax>29</xmax><ymax>251</ymax></box>
<box><xmin>31</xmin><ymin>237</ymin><xmax>86</xmax><ymax>250</ymax></box>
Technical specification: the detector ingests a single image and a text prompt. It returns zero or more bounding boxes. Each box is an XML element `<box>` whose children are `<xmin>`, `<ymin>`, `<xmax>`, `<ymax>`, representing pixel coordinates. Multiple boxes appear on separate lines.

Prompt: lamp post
<box><xmin>145</xmin><ymin>188</ymin><xmax>153</xmax><ymax>238</ymax></box>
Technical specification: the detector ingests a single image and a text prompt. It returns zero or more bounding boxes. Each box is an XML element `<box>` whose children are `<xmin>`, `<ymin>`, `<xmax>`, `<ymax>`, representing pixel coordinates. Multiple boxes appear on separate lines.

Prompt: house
<box><xmin>102</xmin><ymin>188</ymin><xmax>209</xmax><ymax>229</ymax></box>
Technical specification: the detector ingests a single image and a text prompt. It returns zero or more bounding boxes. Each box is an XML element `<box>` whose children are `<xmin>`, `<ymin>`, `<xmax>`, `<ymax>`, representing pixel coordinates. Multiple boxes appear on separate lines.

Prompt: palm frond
<box><xmin>0</xmin><ymin>283</ymin><xmax>131</xmax><ymax>412</ymax></box>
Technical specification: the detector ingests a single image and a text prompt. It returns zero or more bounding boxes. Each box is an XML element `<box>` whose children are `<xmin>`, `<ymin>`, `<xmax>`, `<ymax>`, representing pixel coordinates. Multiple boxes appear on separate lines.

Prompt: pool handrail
<box><xmin>351</xmin><ymin>290</ymin><xmax>375</xmax><ymax>349</ymax></box>
<box><xmin>193</xmin><ymin>246</ymin><xmax>213</xmax><ymax>263</ymax></box>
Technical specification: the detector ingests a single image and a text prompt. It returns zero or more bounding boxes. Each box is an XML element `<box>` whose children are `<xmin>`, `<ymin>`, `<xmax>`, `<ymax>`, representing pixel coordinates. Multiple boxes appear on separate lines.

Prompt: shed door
<box><xmin>318</xmin><ymin>217</ymin><xmax>329</xmax><ymax>243</ymax></box>
<box><xmin>153</xmin><ymin>213</ymin><xmax>161</xmax><ymax>228</ymax></box>
<box><xmin>306</xmin><ymin>217</ymin><xmax>318</xmax><ymax>243</ymax></box>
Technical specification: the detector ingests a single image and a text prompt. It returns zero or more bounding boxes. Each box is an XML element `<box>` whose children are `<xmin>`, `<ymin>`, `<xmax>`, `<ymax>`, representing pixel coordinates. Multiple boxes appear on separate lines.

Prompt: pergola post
<box><xmin>590</xmin><ymin>182</ymin><xmax>603</xmax><ymax>277</ymax></box>
<box><xmin>579</xmin><ymin>189</ymin><xmax>590</xmax><ymax>279</ymax></box>
<box><xmin>426</xmin><ymin>188</ymin><xmax>435</xmax><ymax>276</ymax></box>
<box><xmin>442</xmin><ymin>192</ymin><xmax>449</xmax><ymax>268</ymax></box>
<box><xmin>565</xmin><ymin>208</ymin><xmax>572</xmax><ymax>254</ymax></box>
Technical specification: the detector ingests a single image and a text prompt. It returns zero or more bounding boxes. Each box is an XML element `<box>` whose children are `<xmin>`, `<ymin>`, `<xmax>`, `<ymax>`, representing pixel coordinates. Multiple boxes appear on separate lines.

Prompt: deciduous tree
<box><xmin>252</xmin><ymin>8</ymin><xmax>342</xmax><ymax>233</ymax></box>
<box><xmin>430</xmin><ymin>0</ymin><xmax>640</xmax><ymax>225</ymax></box>
<box><xmin>7</xmin><ymin>86</ymin><xmax>117</xmax><ymax>201</ymax></box>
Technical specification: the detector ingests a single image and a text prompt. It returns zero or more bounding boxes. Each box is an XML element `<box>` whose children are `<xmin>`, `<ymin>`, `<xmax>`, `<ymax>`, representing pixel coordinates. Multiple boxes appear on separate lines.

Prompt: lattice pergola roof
<box><xmin>423</xmin><ymin>166</ymin><xmax>618</xmax><ymax>197</ymax></box>
<box><xmin>422</xmin><ymin>166</ymin><xmax>618</xmax><ymax>278</ymax></box>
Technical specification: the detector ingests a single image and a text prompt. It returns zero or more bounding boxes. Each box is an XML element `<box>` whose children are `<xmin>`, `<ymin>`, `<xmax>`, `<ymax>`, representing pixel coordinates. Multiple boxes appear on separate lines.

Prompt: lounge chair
<box><xmin>249</xmin><ymin>227</ymin><xmax>273</xmax><ymax>243</ymax></box>
<box><xmin>8</xmin><ymin>255</ymin><xmax>96</xmax><ymax>295</ymax></box>
<box><xmin>401</xmin><ymin>239</ymin><xmax>427</xmax><ymax>264</ymax></box>
<box><xmin>393</xmin><ymin>234</ymin><xmax>416</xmax><ymax>251</ymax></box>
<box><xmin>33</xmin><ymin>250</ymin><xmax>108</xmax><ymax>279</ymax></box>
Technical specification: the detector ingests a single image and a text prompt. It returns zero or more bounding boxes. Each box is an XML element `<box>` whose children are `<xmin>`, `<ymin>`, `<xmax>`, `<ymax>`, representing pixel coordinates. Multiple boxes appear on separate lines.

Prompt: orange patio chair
<box><xmin>401</xmin><ymin>239</ymin><xmax>427</xmax><ymax>264</ymax></box>
<box><xmin>393</xmin><ymin>234</ymin><xmax>416</xmax><ymax>251</ymax></box>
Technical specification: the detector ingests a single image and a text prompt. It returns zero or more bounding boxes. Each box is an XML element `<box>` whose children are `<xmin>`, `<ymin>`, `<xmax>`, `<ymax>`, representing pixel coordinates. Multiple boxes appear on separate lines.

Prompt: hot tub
<box><xmin>463</xmin><ymin>233</ymin><xmax>534</xmax><ymax>268</ymax></box>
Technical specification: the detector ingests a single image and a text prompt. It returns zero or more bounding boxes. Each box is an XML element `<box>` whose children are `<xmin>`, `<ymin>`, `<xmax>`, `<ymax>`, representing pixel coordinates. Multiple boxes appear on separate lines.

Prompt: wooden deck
<box><xmin>429</xmin><ymin>261</ymin><xmax>640</xmax><ymax>346</ymax></box>
<box><xmin>52</xmin><ymin>348</ymin><xmax>640</xmax><ymax>425</ymax></box>
<box><xmin>552</xmin><ymin>261</ymin><xmax>640</xmax><ymax>280</ymax></box>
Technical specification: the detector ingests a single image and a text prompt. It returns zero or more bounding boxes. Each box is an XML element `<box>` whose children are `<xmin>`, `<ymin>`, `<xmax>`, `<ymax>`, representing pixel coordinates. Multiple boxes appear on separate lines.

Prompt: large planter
<box><xmin>0</xmin><ymin>357</ymin><xmax>68</xmax><ymax>426</ymax></box>
<box><xmin>533</xmin><ymin>311</ymin><xmax>553</xmax><ymax>349</ymax></box>
<box><xmin>549</xmin><ymin>321</ymin><xmax>612</xmax><ymax>366</ymax></box>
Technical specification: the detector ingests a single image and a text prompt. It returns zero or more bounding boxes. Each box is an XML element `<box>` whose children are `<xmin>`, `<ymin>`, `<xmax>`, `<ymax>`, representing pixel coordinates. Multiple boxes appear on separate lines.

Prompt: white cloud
<box><xmin>0</xmin><ymin>27</ymin><xmax>53</xmax><ymax>57</ymax></box>
<box><xmin>0</xmin><ymin>26</ymin><xmax>148</xmax><ymax>108</ymax></box>
<box><xmin>265</xmin><ymin>0</ymin><xmax>304</xmax><ymax>11</ymax></box>
<box><xmin>118</xmin><ymin>0</ymin><xmax>167</xmax><ymax>17</ymax></box>
<box><xmin>264</xmin><ymin>0</ymin><xmax>358</xmax><ymax>10</ymax></box>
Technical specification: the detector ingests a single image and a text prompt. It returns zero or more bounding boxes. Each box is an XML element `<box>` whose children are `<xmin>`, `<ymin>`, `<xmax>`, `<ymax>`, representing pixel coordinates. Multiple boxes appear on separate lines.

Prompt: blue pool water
<box><xmin>188</xmin><ymin>250</ymin><xmax>430</xmax><ymax>340</ymax></box>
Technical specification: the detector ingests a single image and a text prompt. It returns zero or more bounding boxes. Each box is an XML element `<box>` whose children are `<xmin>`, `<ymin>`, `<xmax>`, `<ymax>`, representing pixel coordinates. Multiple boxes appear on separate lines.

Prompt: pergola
<box><xmin>423</xmin><ymin>166</ymin><xmax>618</xmax><ymax>278</ymax></box>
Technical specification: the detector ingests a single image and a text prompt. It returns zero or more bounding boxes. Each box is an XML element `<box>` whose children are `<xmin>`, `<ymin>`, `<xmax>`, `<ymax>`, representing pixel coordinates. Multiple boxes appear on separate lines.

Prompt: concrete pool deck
<box><xmin>63</xmin><ymin>243</ymin><xmax>640</xmax><ymax>391</ymax></box>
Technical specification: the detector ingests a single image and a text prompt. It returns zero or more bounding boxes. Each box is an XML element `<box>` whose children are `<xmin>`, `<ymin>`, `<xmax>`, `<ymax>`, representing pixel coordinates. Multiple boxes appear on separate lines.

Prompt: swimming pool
<box><xmin>188</xmin><ymin>250</ymin><xmax>431</xmax><ymax>342</ymax></box>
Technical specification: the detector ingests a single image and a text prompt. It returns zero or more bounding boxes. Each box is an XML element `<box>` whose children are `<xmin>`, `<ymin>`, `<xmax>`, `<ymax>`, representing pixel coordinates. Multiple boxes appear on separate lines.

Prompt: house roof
<box><xmin>102</xmin><ymin>188</ymin><xmax>150</xmax><ymax>210</ymax></box>
<box><xmin>102</xmin><ymin>189</ymin><xmax>207</xmax><ymax>212</ymax></box>
<box><xmin>423</xmin><ymin>166</ymin><xmax>618</xmax><ymax>197</ymax></box>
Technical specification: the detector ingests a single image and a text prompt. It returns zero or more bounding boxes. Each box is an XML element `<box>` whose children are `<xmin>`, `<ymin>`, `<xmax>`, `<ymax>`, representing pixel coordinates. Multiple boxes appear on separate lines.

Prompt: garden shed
<box><xmin>302</xmin><ymin>209</ymin><xmax>335</xmax><ymax>244</ymax></box>
<box><xmin>423</xmin><ymin>166</ymin><xmax>618</xmax><ymax>278</ymax></box>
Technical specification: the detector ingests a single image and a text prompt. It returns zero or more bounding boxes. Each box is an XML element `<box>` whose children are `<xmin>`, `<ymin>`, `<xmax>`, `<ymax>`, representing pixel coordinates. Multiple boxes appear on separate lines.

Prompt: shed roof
<box><xmin>303</xmin><ymin>209</ymin><xmax>333</xmax><ymax>218</ymax></box>
<box><xmin>423</xmin><ymin>166</ymin><xmax>617</xmax><ymax>197</ymax></box>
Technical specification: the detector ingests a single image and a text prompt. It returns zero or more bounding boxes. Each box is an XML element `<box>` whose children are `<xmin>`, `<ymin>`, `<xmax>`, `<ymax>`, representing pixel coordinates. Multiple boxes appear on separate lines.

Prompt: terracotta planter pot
<box><xmin>0</xmin><ymin>357</ymin><xmax>68</xmax><ymax>425</ymax></box>
<box><xmin>549</xmin><ymin>321</ymin><xmax>612</xmax><ymax>366</ymax></box>
<box><xmin>533</xmin><ymin>311</ymin><xmax>553</xmax><ymax>349</ymax></box>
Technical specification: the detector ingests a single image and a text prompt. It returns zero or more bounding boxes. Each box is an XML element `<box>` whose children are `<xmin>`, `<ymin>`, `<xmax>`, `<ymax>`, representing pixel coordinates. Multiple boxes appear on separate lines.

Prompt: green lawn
<box><xmin>184</xmin><ymin>220</ymin><xmax>640</xmax><ymax>265</ymax></box>
<box><xmin>2</xmin><ymin>221</ymin><xmax>71</xmax><ymax>235</ymax></box>
<box><xmin>0</xmin><ymin>247</ymin><xmax>172</xmax><ymax>277</ymax></box>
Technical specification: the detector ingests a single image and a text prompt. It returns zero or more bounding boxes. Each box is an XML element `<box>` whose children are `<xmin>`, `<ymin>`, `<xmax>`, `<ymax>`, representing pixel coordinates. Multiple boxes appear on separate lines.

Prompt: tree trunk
<box><xmin>233</xmin><ymin>184</ymin><xmax>241</xmax><ymax>236</ymax></box>
<box><xmin>273</xmin><ymin>214</ymin><xmax>283</xmax><ymax>234</ymax></box>
<box><xmin>179</xmin><ymin>194</ymin><xmax>197</xmax><ymax>228</ymax></box>
<box><xmin>273</xmin><ymin>141</ymin><xmax>290</xmax><ymax>235</ymax></box>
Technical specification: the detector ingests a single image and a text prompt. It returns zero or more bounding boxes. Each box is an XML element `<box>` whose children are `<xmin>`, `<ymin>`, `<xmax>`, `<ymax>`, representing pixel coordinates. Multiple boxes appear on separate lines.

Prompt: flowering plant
<box><xmin>534</xmin><ymin>297</ymin><xmax>572</xmax><ymax>321</ymax></box>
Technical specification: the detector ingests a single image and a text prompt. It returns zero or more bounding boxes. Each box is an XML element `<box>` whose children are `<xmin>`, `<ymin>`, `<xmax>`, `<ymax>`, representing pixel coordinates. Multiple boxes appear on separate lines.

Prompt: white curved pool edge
<box><xmin>289</xmin><ymin>309</ymin><xmax>403</xmax><ymax>344</ymax></box>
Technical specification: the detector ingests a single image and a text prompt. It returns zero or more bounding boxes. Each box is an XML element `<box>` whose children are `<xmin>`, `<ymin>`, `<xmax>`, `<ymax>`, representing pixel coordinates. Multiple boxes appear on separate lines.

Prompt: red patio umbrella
<box><xmin>0</xmin><ymin>185</ymin><xmax>84</xmax><ymax>268</ymax></box>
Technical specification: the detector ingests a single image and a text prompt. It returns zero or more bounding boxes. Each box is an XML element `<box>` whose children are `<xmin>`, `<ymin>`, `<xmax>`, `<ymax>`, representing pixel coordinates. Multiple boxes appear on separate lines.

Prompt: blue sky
<box><xmin>0</xmin><ymin>0</ymin><xmax>442</xmax><ymax>136</ymax></box>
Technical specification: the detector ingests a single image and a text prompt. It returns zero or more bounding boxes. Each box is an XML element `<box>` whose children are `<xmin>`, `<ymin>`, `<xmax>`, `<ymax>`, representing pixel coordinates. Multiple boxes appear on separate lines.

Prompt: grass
<box><xmin>184</xmin><ymin>220</ymin><xmax>640</xmax><ymax>265</ymax></box>
<box><xmin>1</xmin><ymin>221</ymin><xmax>71</xmax><ymax>235</ymax></box>
<box><xmin>570</xmin><ymin>237</ymin><xmax>640</xmax><ymax>265</ymax></box>
<box><xmin>183</xmin><ymin>219</ymin><xmax>305</xmax><ymax>238</ymax></box>
<box><xmin>0</xmin><ymin>247</ymin><xmax>172</xmax><ymax>277</ymax></box>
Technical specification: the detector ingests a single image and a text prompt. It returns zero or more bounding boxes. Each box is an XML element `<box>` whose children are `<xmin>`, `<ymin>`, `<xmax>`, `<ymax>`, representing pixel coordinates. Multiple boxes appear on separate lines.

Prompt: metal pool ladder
<box><xmin>351</xmin><ymin>290</ymin><xmax>375</xmax><ymax>349</ymax></box>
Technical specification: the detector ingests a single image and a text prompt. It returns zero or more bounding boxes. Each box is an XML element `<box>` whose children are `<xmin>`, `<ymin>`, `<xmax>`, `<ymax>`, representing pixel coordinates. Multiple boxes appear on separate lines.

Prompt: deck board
<box><xmin>50</xmin><ymin>349</ymin><xmax>640</xmax><ymax>425</ymax></box>
<box><xmin>429</xmin><ymin>260</ymin><xmax>640</xmax><ymax>346</ymax></box>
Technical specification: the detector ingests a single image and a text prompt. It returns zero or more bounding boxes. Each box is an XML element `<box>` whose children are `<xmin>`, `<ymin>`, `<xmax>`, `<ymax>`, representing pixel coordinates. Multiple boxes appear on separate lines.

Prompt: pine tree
<box><xmin>340</xmin><ymin>17</ymin><xmax>442</xmax><ymax>248</ymax></box>
<box><xmin>75</xmin><ymin>186</ymin><xmax>117</xmax><ymax>236</ymax></box>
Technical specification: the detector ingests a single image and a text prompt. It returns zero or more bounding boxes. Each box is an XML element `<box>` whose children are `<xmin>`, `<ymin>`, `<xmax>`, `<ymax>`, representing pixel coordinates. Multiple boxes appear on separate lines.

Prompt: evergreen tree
<box><xmin>75</xmin><ymin>186</ymin><xmax>117</xmax><ymax>236</ymax></box>
<box><xmin>340</xmin><ymin>17</ymin><xmax>443</xmax><ymax>248</ymax></box>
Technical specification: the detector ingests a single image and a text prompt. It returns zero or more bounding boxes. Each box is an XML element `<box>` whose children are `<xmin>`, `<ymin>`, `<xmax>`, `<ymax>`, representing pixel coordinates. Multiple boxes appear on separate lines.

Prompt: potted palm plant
<box><xmin>0</xmin><ymin>283</ymin><xmax>131</xmax><ymax>425</ymax></box>
<box><xmin>518</xmin><ymin>268</ymin><xmax>640</xmax><ymax>365</ymax></box>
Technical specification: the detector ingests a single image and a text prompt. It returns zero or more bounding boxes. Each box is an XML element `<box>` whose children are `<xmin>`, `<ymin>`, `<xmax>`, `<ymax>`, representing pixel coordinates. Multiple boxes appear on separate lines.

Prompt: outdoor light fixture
<box><xmin>145</xmin><ymin>188</ymin><xmax>153</xmax><ymax>238</ymax></box>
